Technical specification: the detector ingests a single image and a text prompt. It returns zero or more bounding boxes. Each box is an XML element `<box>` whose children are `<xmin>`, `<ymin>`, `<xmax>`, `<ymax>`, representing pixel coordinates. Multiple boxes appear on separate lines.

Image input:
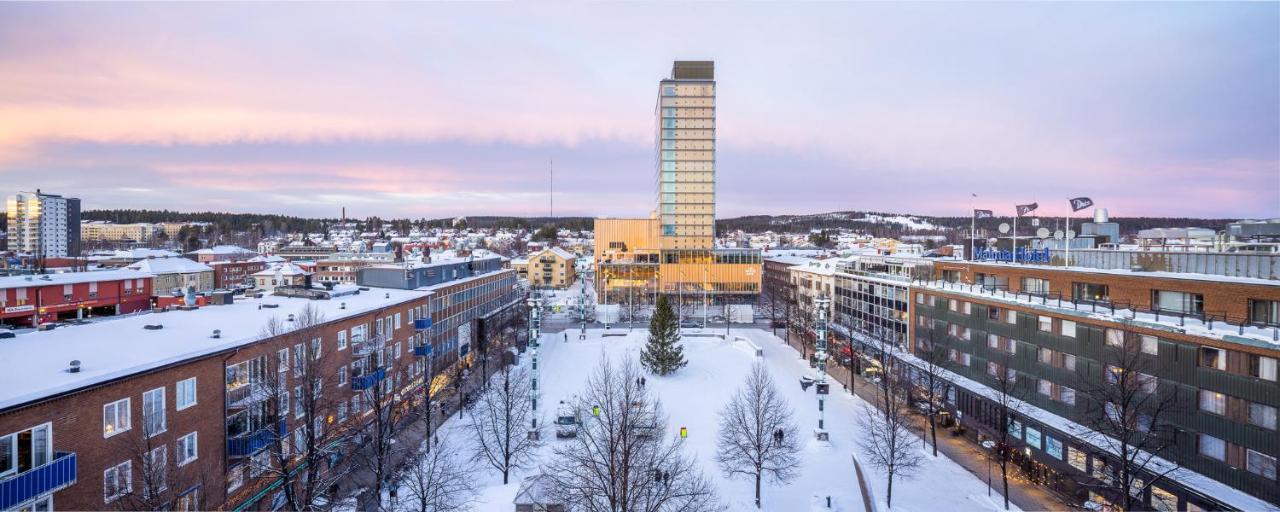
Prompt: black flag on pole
<box><xmin>974</xmin><ymin>209</ymin><xmax>994</xmax><ymax>219</ymax></box>
<box><xmin>1015</xmin><ymin>203</ymin><xmax>1038</xmax><ymax>217</ymax></box>
<box><xmin>1069</xmin><ymin>197</ymin><xmax>1094</xmax><ymax>212</ymax></box>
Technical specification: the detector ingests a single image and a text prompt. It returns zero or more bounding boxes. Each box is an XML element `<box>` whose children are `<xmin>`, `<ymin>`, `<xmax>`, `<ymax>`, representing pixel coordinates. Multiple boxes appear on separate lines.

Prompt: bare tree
<box><xmin>989</xmin><ymin>351</ymin><xmax>1023</xmax><ymax>511</ymax></box>
<box><xmin>397</xmin><ymin>430</ymin><xmax>480</xmax><ymax>512</ymax></box>
<box><xmin>715</xmin><ymin>361</ymin><xmax>801</xmax><ymax>508</ymax></box>
<box><xmin>254</xmin><ymin>305</ymin><xmax>348</xmax><ymax>511</ymax></box>
<box><xmin>1081</xmin><ymin>322</ymin><xmax>1181</xmax><ymax>510</ymax></box>
<box><xmin>352</xmin><ymin>346</ymin><xmax>413</xmax><ymax>509</ymax></box>
<box><xmin>914</xmin><ymin>328</ymin><xmax>950</xmax><ymax>457</ymax></box>
<box><xmin>109</xmin><ymin>419</ymin><xmax>209</xmax><ymax>511</ymax></box>
<box><xmin>856</xmin><ymin>396</ymin><xmax>923</xmax><ymax>509</ymax></box>
<box><xmin>469</xmin><ymin>365</ymin><xmax>540</xmax><ymax>484</ymax></box>
<box><xmin>541</xmin><ymin>356</ymin><xmax>718</xmax><ymax>512</ymax></box>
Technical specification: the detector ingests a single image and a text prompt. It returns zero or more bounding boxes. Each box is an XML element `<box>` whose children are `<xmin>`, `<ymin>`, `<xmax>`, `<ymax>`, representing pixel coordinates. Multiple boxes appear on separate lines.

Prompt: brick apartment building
<box><xmin>0</xmin><ymin>265</ymin><xmax>524</xmax><ymax>511</ymax></box>
<box><xmin>210</xmin><ymin>260</ymin><xmax>267</xmax><ymax>290</ymax></box>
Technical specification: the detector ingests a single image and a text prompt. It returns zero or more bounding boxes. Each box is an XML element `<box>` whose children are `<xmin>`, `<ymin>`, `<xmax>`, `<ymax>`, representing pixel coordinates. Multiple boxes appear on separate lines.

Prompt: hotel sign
<box><xmin>3</xmin><ymin>305</ymin><xmax>35</xmax><ymax>314</ymax></box>
<box><xmin>975</xmin><ymin>248</ymin><xmax>1051</xmax><ymax>264</ymax></box>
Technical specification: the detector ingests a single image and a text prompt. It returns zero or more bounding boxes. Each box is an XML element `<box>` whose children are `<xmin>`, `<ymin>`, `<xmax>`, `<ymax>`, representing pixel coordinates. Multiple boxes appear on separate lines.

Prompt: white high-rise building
<box><xmin>6</xmin><ymin>190</ymin><xmax>81</xmax><ymax>258</ymax></box>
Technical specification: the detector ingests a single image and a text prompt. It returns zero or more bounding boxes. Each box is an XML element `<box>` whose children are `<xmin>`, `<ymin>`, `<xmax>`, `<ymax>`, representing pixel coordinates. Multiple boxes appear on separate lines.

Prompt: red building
<box><xmin>0</xmin><ymin>270</ymin><xmax>152</xmax><ymax>327</ymax></box>
<box><xmin>210</xmin><ymin>260</ymin><xmax>267</xmax><ymax>290</ymax></box>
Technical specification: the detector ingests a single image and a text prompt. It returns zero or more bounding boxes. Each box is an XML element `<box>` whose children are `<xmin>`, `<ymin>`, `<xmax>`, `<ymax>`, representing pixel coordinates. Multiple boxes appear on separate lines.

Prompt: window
<box><xmin>1200</xmin><ymin>347</ymin><xmax>1227</xmax><ymax>371</ymax></box>
<box><xmin>987</xmin><ymin>306</ymin><xmax>1000</xmax><ymax>321</ymax></box>
<box><xmin>1199</xmin><ymin>434</ymin><xmax>1226</xmax><ymax>461</ymax></box>
<box><xmin>916</xmin><ymin>293</ymin><xmax>925</xmax><ymax>304</ymax></box>
<box><xmin>963</xmin><ymin>302</ymin><xmax>972</xmax><ymax>315</ymax></box>
<box><xmin>177</xmin><ymin>488</ymin><xmax>200</xmax><ymax>512</ymax></box>
<box><xmin>177</xmin><ymin>432</ymin><xmax>198</xmax><ymax>466</ymax></box>
<box><xmin>311</xmin><ymin>338</ymin><xmax>321</xmax><ymax>360</ymax></box>
<box><xmin>104</xmin><ymin>460</ymin><xmax>132</xmax><ymax>502</ymax></box>
<box><xmin>1061</xmin><ymin>320</ymin><xmax>1076</xmax><ymax>338</ymax></box>
<box><xmin>338</xmin><ymin>402</ymin><xmax>348</xmax><ymax>422</ymax></box>
<box><xmin>227</xmin><ymin>465</ymin><xmax>244</xmax><ymax>493</ymax></box>
<box><xmin>1046</xmin><ymin>436</ymin><xmax>1064</xmax><ymax>459</ymax></box>
<box><xmin>104</xmin><ymin>398</ymin><xmax>131</xmax><ymax>437</ymax></box>
<box><xmin>293</xmin><ymin>428</ymin><xmax>307</xmax><ymax>457</ymax></box>
<box><xmin>143</xmin><ymin>388</ymin><xmax>166</xmax><ymax>437</ymax></box>
<box><xmin>250</xmin><ymin>449</ymin><xmax>270</xmax><ymax>477</ymax></box>
<box><xmin>1038</xmin><ymin>315</ymin><xmax>1053</xmax><ymax>332</ymax></box>
<box><xmin>293</xmin><ymin>343</ymin><xmax>305</xmax><ymax>377</ymax></box>
<box><xmin>1250</xmin><ymin>355</ymin><xmax>1277</xmax><ymax>381</ymax></box>
<box><xmin>948</xmin><ymin>299</ymin><xmax>958</xmax><ymax>311</ymax></box>
<box><xmin>394</xmin><ymin>313</ymin><xmax>401</xmax><ymax>329</ymax></box>
<box><xmin>1140</xmin><ymin>335</ymin><xmax>1159</xmax><ymax>356</ymax></box>
<box><xmin>1249</xmin><ymin>403</ymin><xmax>1277</xmax><ymax>430</ymax></box>
<box><xmin>1154</xmin><ymin>290</ymin><xmax>1204</xmax><ymax>315</ymax></box>
<box><xmin>338</xmin><ymin>331</ymin><xmax>348</xmax><ymax>351</ymax></box>
<box><xmin>987</xmin><ymin>361</ymin><xmax>1000</xmax><ymax>378</ymax></box>
<box><xmin>294</xmin><ymin>386</ymin><xmax>304</xmax><ymax>419</ymax></box>
<box><xmin>1073</xmin><ymin>282</ymin><xmax>1109</xmax><ymax>302</ymax></box>
<box><xmin>144</xmin><ymin>446</ymin><xmax>167</xmax><ymax>495</ymax></box>
<box><xmin>1198</xmin><ymin>389</ymin><xmax>1228</xmax><ymax>414</ymax></box>
<box><xmin>1151</xmin><ymin>486</ymin><xmax>1177</xmax><ymax>512</ymax></box>
<box><xmin>1105</xmin><ymin>328</ymin><xmax>1125</xmax><ymax>348</ymax></box>
<box><xmin>1247</xmin><ymin>450</ymin><xmax>1277</xmax><ymax>479</ymax></box>
<box><xmin>1008</xmin><ymin>419</ymin><xmax>1023</xmax><ymax>439</ymax></box>
<box><xmin>176</xmin><ymin>377</ymin><xmax>197</xmax><ymax>410</ymax></box>
<box><xmin>338</xmin><ymin>365</ymin><xmax>348</xmax><ymax>386</ymax></box>
<box><xmin>1022</xmin><ymin>277</ymin><xmax>1050</xmax><ymax>295</ymax></box>
<box><xmin>277</xmin><ymin>348</ymin><xmax>289</xmax><ymax>373</ymax></box>
<box><xmin>1249</xmin><ymin>299</ymin><xmax>1280</xmax><ymax>327</ymax></box>
<box><xmin>1006</xmin><ymin>310</ymin><xmax>1017</xmax><ymax>325</ymax></box>
<box><xmin>1025</xmin><ymin>426</ymin><xmax>1042</xmax><ymax>449</ymax></box>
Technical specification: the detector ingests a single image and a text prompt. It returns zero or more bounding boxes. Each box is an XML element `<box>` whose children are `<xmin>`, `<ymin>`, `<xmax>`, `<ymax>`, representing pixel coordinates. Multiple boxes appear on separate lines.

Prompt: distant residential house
<box><xmin>187</xmin><ymin>245</ymin><xmax>257</xmax><ymax>263</ymax></box>
<box><xmin>125</xmin><ymin>257</ymin><xmax>214</xmax><ymax>295</ymax></box>
<box><xmin>252</xmin><ymin>262</ymin><xmax>313</xmax><ymax>293</ymax></box>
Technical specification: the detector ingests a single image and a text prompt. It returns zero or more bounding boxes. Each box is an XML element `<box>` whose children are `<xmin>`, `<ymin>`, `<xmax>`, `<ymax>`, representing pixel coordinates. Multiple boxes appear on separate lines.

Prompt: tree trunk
<box><xmin>886</xmin><ymin>470</ymin><xmax>894</xmax><ymax>508</ymax></box>
<box><xmin>755</xmin><ymin>472</ymin><xmax>762</xmax><ymax>508</ymax></box>
<box><xmin>929</xmin><ymin>414</ymin><xmax>938</xmax><ymax>457</ymax></box>
<box><xmin>1001</xmin><ymin>459</ymin><xmax>1010</xmax><ymax>510</ymax></box>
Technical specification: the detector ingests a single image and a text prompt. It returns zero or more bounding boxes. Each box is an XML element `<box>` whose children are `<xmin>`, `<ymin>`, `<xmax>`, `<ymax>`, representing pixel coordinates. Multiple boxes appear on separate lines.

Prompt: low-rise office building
<box><xmin>126</xmin><ymin>257</ymin><xmax>214</xmax><ymax>295</ymax></box>
<box><xmin>357</xmin><ymin>256</ymin><xmax>505</xmax><ymax>290</ymax></box>
<box><xmin>0</xmin><ymin>270</ymin><xmax>153</xmax><ymax>327</ymax></box>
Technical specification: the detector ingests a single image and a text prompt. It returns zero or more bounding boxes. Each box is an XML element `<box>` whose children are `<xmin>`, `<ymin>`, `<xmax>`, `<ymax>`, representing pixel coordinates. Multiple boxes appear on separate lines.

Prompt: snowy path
<box><xmin>425</xmin><ymin>328</ymin><xmax>1019</xmax><ymax>512</ymax></box>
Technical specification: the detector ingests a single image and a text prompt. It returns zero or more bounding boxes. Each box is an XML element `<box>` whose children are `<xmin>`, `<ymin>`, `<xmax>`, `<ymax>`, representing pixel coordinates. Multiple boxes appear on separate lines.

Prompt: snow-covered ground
<box><xmin>422</xmin><ymin>327</ymin><xmax>1017</xmax><ymax>511</ymax></box>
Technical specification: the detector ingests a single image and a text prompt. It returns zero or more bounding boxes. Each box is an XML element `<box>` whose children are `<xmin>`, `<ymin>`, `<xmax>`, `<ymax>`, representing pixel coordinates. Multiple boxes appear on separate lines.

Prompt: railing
<box><xmin>0</xmin><ymin>452</ymin><xmax>76</xmax><ymax>510</ymax></box>
<box><xmin>917</xmin><ymin>279</ymin><xmax>1280</xmax><ymax>341</ymax></box>
<box><xmin>352</xmin><ymin>335</ymin><xmax>385</xmax><ymax>357</ymax></box>
<box><xmin>351</xmin><ymin>367</ymin><xmax>387</xmax><ymax>391</ymax></box>
<box><xmin>413</xmin><ymin>318</ymin><xmax>432</xmax><ymax>330</ymax></box>
<box><xmin>413</xmin><ymin>344</ymin><xmax>434</xmax><ymax>357</ymax></box>
<box><xmin>227</xmin><ymin>420</ymin><xmax>285</xmax><ymax>458</ymax></box>
<box><xmin>226</xmin><ymin>382</ymin><xmax>271</xmax><ymax>409</ymax></box>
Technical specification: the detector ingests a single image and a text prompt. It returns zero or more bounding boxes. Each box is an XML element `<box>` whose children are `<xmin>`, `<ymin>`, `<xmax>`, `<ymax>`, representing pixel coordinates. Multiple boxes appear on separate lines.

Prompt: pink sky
<box><xmin>0</xmin><ymin>3</ymin><xmax>1276</xmax><ymax>220</ymax></box>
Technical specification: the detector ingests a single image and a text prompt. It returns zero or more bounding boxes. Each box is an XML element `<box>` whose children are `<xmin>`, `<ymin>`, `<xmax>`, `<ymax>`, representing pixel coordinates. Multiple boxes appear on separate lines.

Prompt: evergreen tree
<box><xmin>641</xmin><ymin>295</ymin><xmax>687</xmax><ymax>375</ymax></box>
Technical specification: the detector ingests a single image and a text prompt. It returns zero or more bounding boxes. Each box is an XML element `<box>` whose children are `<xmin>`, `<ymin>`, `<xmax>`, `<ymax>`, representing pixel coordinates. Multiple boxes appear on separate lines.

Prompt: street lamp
<box><xmin>527</xmin><ymin>294</ymin><xmax>543</xmax><ymax>439</ymax></box>
<box><xmin>813</xmin><ymin>295</ymin><xmax>831</xmax><ymax>440</ymax></box>
<box><xmin>981</xmin><ymin>439</ymin><xmax>996</xmax><ymax>497</ymax></box>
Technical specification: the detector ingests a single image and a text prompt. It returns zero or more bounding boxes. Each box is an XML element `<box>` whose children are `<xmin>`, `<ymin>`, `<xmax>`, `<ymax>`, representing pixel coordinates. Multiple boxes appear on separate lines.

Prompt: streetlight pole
<box><xmin>814</xmin><ymin>295</ymin><xmax>831</xmax><ymax>440</ymax></box>
<box><xmin>527</xmin><ymin>294</ymin><xmax>542</xmax><ymax>439</ymax></box>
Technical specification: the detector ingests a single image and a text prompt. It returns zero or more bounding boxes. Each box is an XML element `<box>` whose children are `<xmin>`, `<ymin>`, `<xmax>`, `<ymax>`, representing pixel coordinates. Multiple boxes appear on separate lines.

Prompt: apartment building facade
<box><xmin>513</xmin><ymin>247</ymin><xmax>577</xmax><ymax>290</ymax></box>
<box><xmin>906</xmin><ymin>262</ymin><xmax>1280</xmax><ymax>510</ymax></box>
<box><xmin>6</xmin><ymin>191</ymin><xmax>81</xmax><ymax>259</ymax></box>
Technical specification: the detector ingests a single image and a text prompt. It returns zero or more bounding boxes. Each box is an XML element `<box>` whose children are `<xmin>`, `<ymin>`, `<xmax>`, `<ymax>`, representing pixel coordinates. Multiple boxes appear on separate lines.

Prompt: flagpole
<box><xmin>1064</xmin><ymin>202</ymin><xmax>1071</xmax><ymax>268</ymax></box>
<box><xmin>1013</xmin><ymin>212</ymin><xmax>1018</xmax><ymax>264</ymax></box>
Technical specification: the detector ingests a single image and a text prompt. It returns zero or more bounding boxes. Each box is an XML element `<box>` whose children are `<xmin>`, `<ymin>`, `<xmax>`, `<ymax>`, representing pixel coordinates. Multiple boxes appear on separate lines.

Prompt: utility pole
<box><xmin>814</xmin><ymin>295</ymin><xmax>831</xmax><ymax>441</ymax></box>
<box><xmin>527</xmin><ymin>294</ymin><xmax>543</xmax><ymax>440</ymax></box>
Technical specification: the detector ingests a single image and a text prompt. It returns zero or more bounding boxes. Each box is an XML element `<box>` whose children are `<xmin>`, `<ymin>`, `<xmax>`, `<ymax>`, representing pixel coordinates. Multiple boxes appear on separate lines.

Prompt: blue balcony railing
<box><xmin>351</xmin><ymin>367</ymin><xmax>387</xmax><ymax>391</ymax></box>
<box><xmin>413</xmin><ymin>344</ymin><xmax>434</xmax><ymax>357</ymax></box>
<box><xmin>0</xmin><ymin>452</ymin><xmax>77</xmax><ymax>510</ymax></box>
<box><xmin>227</xmin><ymin>420</ymin><xmax>286</xmax><ymax>458</ymax></box>
<box><xmin>414</xmin><ymin>318</ymin><xmax>432</xmax><ymax>330</ymax></box>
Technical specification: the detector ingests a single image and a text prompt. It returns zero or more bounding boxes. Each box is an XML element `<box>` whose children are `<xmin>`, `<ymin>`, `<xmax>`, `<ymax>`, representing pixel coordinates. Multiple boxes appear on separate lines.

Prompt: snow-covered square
<box><xmin>411</xmin><ymin>327</ymin><xmax>1017</xmax><ymax>511</ymax></box>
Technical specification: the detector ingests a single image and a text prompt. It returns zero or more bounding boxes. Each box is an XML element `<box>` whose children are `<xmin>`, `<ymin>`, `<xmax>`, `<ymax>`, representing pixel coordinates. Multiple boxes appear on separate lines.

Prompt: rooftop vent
<box><xmin>287</xmin><ymin>314</ymin><xmax>296</xmax><ymax>322</ymax></box>
<box><xmin>143</xmin><ymin>324</ymin><xmax>164</xmax><ymax>330</ymax></box>
<box><xmin>211</xmin><ymin>329</ymin><xmax>221</xmax><ymax>339</ymax></box>
<box><xmin>385</xmin><ymin>292</ymin><xmax>391</xmax><ymax>299</ymax></box>
<box><xmin>39</xmin><ymin>275</ymin><xmax>51</xmax><ymax>281</ymax></box>
<box><xmin>67</xmin><ymin>360</ymin><xmax>81</xmax><ymax>373</ymax></box>
<box><xmin>340</xmin><ymin>302</ymin><xmax>346</xmax><ymax>310</ymax></box>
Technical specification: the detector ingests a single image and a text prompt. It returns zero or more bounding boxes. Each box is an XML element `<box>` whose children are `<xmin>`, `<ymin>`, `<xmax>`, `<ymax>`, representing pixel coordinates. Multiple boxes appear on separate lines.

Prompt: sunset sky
<box><xmin>0</xmin><ymin>2</ymin><xmax>1276</xmax><ymax>220</ymax></box>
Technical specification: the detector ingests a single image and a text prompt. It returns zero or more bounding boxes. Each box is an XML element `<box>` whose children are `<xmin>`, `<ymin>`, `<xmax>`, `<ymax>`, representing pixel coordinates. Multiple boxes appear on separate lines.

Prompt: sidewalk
<box><xmin>789</xmin><ymin>337</ymin><xmax>1069</xmax><ymax>512</ymax></box>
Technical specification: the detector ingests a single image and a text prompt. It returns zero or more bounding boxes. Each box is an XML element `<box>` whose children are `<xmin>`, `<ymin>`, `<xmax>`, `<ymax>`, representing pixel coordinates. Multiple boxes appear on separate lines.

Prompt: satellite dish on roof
<box><xmin>998</xmin><ymin>223</ymin><xmax>1010</xmax><ymax>234</ymax></box>
<box><xmin>1054</xmin><ymin>230</ymin><xmax>1065</xmax><ymax>240</ymax></box>
<box><xmin>1036</xmin><ymin>227</ymin><xmax>1051</xmax><ymax>239</ymax></box>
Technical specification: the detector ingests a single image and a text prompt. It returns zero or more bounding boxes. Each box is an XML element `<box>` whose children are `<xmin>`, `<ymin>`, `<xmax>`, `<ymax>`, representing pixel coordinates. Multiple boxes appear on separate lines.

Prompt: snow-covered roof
<box><xmin>0</xmin><ymin>269</ymin><xmax>154</xmax><ymax>290</ymax></box>
<box><xmin>539</xmin><ymin>247</ymin><xmax>576</xmax><ymax>260</ymax></box>
<box><xmin>0</xmin><ymin>286</ymin><xmax>431</xmax><ymax>410</ymax></box>
<box><xmin>188</xmin><ymin>245</ymin><xmax>257</xmax><ymax>256</ymax></box>
<box><xmin>252</xmin><ymin>262</ymin><xmax>312</xmax><ymax>277</ymax></box>
<box><xmin>86</xmin><ymin>248</ymin><xmax>179</xmax><ymax>260</ymax></box>
<box><xmin>248</xmin><ymin>255</ymin><xmax>287</xmax><ymax>263</ymax></box>
<box><xmin>963</xmin><ymin>260</ymin><xmax>1280</xmax><ymax>287</ymax></box>
<box><xmin>126</xmin><ymin>257</ymin><xmax>214</xmax><ymax>274</ymax></box>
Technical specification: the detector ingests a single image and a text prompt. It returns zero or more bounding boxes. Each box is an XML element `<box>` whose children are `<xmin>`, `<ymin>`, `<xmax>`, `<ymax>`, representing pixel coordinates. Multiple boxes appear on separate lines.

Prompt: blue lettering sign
<box><xmin>975</xmin><ymin>248</ymin><xmax>1050</xmax><ymax>264</ymax></box>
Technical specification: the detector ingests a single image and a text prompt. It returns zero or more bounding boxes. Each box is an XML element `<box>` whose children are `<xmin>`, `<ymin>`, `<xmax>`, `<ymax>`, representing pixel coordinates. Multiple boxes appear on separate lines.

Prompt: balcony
<box><xmin>227</xmin><ymin>420</ymin><xmax>286</xmax><ymax>458</ymax></box>
<box><xmin>414</xmin><ymin>318</ymin><xmax>432</xmax><ymax>330</ymax></box>
<box><xmin>0</xmin><ymin>452</ymin><xmax>77</xmax><ymax>510</ymax></box>
<box><xmin>226</xmin><ymin>383</ymin><xmax>271</xmax><ymax>409</ymax></box>
<box><xmin>413</xmin><ymin>343</ymin><xmax>434</xmax><ymax>357</ymax></box>
<box><xmin>351</xmin><ymin>367</ymin><xmax>387</xmax><ymax>391</ymax></box>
